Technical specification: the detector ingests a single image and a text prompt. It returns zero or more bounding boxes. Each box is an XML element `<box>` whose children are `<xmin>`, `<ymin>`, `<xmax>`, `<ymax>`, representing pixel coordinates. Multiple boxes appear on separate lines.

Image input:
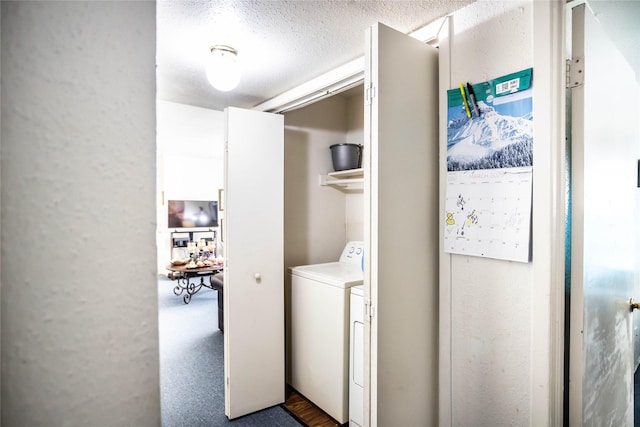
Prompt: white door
<box><xmin>364</xmin><ymin>22</ymin><xmax>439</xmax><ymax>426</ymax></box>
<box><xmin>223</xmin><ymin>107</ymin><xmax>284</xmax><ymax>419</ymax></box>
<box><xmin>569</xmin><ymin>4</ymin><xmax>640</xmax><ymax>425</ymax></box>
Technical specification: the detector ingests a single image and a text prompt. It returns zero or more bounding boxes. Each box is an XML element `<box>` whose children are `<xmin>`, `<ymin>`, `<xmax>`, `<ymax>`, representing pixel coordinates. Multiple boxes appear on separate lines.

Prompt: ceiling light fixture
<box><xmin>206</xmin><ymin>45</ymin><xmax>240</xmax><ymax>92</ymax></box>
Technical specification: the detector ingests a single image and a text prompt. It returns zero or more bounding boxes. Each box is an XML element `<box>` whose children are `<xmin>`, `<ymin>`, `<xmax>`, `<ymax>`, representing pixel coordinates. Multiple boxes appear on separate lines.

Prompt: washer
<box><xmin>289</xmin><ymin>241</ymin><xmax>364</xmax><ymax>424</ymax></box>
<box><xmin>349</xmin><ymin>285</ymin><xmax>364</xmax><ymax>427</ymax></box>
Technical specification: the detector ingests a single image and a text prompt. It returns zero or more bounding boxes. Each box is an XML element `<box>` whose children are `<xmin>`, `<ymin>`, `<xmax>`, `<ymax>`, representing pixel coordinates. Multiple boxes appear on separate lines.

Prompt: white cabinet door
<box><xmin>223</xmin><ymin>107</ymin><xmax>284</xmax><ymax>419</ymax></box>
<box><xmin>364</xmin><ymin>23</ymin><xmax>439</xmax><ymax>426</ymax></box>
<box><xmin>569</xmin><ymin>4</ymin><xmax>640</xmax><ymax>426</ymax></box>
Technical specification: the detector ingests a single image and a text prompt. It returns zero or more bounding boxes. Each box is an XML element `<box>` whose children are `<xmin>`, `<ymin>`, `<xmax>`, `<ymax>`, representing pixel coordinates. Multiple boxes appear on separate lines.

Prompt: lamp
<box><xmin>206</xmin><ymin>45</ymin><xmax>240</xmax><ymax>92</ymax></box>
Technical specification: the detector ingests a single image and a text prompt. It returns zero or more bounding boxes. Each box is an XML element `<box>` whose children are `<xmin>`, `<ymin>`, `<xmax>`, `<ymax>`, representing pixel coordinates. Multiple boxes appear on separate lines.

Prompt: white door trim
<box><xmin>531</xmin><ymin>1</ymin><xmax>567</xmax><ymax>425</ymax></box>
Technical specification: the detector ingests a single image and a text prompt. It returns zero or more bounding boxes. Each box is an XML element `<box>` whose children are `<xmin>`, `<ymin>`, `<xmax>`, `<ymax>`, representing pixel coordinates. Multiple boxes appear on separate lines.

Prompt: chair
<box><xmin>210</xmin><ymin>272</ymin><xmax>224</xmax><ymax>332</ymax></box>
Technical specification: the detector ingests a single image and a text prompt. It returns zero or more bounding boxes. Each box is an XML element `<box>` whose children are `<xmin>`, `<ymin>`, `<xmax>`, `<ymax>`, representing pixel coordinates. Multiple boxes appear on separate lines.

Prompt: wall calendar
<box><xmin>444</xmin><ymin>68</ymin><xmax>533</xmax><ymax>262</ymax></box>
<box><xmin>444</xmin><ymin>167</ymin><xmax>532</xmax><ymax>262</ymax></box>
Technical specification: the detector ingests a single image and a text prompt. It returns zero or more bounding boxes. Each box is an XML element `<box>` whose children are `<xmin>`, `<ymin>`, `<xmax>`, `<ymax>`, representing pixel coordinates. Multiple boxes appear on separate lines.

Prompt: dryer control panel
<box><xmin>339</xmin><ymin>241</ymin><xmax>365</xmax><ymax>265</ymax></box>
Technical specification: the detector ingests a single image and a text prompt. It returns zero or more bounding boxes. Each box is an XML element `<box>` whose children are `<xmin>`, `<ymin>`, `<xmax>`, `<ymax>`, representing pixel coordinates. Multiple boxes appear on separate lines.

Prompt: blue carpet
<box><xmin>158</xmin><ymin>276</ymin><xmax>301</xmax><ymax>426</ymax></box>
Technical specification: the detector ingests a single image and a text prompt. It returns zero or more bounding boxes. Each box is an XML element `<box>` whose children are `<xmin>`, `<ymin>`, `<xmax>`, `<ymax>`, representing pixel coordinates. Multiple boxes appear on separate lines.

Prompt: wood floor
<box><xmin>282</xmin><ymin>386</ymin><xmax>344</xmax><ymax>427</ymax></box>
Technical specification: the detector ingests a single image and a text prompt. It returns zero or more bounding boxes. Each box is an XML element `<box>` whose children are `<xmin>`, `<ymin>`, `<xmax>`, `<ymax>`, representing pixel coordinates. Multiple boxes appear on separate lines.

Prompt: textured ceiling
<box><xmin>156</xmin><ymin>0</ymin><xmax>475</xmax><ymax>111</ymax></box>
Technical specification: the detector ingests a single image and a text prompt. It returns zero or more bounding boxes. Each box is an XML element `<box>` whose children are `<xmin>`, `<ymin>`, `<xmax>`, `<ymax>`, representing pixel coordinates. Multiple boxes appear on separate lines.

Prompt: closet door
<box><xmin>568</xmin><ymin>4</ymin><xmax>640</xmax><ymax>425</ymax></box>
<box><xmin>224</xmin><ymin>107</ymin><xmax>284</xmax><ymax>419</ymax></box>
<box><xmin>364</xmin><ymin>23</ymin><xmax>439</xmax><ymax>426</ymax></box>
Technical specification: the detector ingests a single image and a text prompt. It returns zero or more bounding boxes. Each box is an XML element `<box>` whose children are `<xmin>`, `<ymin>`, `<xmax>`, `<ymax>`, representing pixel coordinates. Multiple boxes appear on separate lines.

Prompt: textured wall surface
<box><xmin>1</xmin><ymin>2</ymin><xmax>159</xmax><ymax>425</ymax></box>
<box><xmin>442</xmin><ymin>1</ymin><xmax>534</xmax><ymax>425</ymax></box>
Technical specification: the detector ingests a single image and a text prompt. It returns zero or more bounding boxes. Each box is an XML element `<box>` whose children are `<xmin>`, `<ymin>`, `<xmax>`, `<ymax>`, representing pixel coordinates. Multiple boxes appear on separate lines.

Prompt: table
<box><xmin>166</xmin><ymin>264</ymin><xmax>224</xmax><ymax>304</ymax></box>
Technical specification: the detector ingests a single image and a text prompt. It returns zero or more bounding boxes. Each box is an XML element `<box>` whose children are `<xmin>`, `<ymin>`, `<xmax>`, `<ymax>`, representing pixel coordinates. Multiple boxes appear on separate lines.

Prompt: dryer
<box><xmin>349</xmin><ymin>285</ymin><xmax>364</xmax><ymax>427</ymax></box>
<box><xmin>289</xmin><ymin>241</ymin><xmax>364</xmax><ymax>424</ymax></box>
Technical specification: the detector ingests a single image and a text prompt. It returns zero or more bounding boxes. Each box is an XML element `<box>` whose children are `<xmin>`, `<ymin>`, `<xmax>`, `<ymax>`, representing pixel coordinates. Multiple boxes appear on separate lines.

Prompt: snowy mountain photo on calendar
<box><xmin>447</xmin><ymin>88</ymin><xmax>533</xmax><ymax>172</ymax></box>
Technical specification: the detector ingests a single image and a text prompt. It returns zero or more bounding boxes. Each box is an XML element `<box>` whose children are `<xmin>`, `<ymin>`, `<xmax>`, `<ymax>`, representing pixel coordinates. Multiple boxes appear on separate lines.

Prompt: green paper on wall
<box><xmin>447</xmin><ymin>67</ymin><xmax>533</xmax><ymax>107</ymax></box>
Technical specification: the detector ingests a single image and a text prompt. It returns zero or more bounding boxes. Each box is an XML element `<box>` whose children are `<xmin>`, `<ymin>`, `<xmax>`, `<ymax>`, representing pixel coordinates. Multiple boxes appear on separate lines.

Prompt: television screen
<box><xmin>168</xmin><ymin>200</ymin><xmax>218</xmax><ymax>229</ymax></box>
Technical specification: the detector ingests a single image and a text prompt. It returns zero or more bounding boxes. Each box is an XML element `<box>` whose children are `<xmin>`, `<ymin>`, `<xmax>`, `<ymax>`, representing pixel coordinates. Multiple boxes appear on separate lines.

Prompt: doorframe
<box><xmin>531</xmin><ymin>1</ymin><xmax>567</xmax><ymax>425</ymax></box>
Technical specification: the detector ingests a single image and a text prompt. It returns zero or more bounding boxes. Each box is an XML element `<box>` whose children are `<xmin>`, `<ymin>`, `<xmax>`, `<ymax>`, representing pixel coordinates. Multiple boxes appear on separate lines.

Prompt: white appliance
<box><xmin>289</xmin><ymin>241</ymin><xmax>364</xmax><ymax>424</ymax></box>
<box><xmin>349</xmin><ymin>285</ymin><xmax>364</xmax><ymax>427</ymax></box>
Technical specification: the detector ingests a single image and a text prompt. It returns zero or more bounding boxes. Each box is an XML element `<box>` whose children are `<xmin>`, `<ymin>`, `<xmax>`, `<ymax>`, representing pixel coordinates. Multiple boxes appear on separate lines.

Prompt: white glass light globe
<box><xmin>206</xmin><ymin>46</ymin><xmax>240</xmax><ymax>92</ymax></box>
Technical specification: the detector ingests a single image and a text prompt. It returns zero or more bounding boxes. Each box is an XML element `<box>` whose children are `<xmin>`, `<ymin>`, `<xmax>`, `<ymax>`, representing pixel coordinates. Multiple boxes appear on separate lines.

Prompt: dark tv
<box><xmin>168</xmin><ymin>200</ymin><xmax>218</xmax><ymax>229</ymax></box>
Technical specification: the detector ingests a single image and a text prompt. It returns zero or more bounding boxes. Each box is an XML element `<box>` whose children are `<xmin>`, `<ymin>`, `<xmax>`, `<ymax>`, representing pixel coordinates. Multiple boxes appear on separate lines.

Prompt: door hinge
<box><xmin>566</xmin><ymin>57</ymin><xmax>584</xmax><ymax>88</ymax></box>
<box><xmin>364</xmin><ymin>299</ymin><xmax>375</xmax><ymax>320</ymax></box>
<box><xmin>365</xmin><ymin>83</ymin><xmax>376</xmax><ymax>105</ymax></box>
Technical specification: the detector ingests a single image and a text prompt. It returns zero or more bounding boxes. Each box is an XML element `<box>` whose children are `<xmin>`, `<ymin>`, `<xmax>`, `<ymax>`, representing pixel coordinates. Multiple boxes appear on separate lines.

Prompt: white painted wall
<box><xmin>1</xmin><ymin>2</ymin><xmax>159</xmax><ymax>425</ymax></box>
<box><xmin>439</xmin><ymin>1</ymin><xmax>564</xmax><ymax>425</ymax></box>
<box><xmin>156</xmin><ymin>100</ymin><xmax>224</xmax><ymax>271</ymax></box>
<box><xmin>346</xmin><ymin>92</ymin><xmax>365</xmax><ymax>243</ymax></box>
<box><xmin>283</xmin><ymin>93</ymin><xmax>364</xmax><ymax>268</ymax></box>
<box><xmin>282</xmin><ymin>91</ymin><xmax>364</xmax><ymax>384</ymax></box>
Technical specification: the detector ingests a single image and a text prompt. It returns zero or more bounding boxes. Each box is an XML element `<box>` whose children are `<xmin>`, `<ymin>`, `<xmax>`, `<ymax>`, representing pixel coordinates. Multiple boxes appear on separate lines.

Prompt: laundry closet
<box><xmin>283</xmin><ymin>86</ymin><xmax>365</xmax><ymax>425</ymax></box>
<box><xmin>223</xmin><ymin>22</ymin><xmax>438</xmax><ymax>426</ymax></box>
<box><xmin>281</xmin><ymin>21</ymin><xmax>439</xmax><ymax>425</ymax></box>
<box><xmin>283</xmin><ymin>87</ymin><xmax>364</xmax><ymax>269</ymax></box>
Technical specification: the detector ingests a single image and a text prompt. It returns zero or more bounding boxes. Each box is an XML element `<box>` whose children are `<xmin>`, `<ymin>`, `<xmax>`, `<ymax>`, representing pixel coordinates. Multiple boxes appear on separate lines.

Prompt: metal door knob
<box><xmin>630</xmin><ymin>298</ymin><xmax>640</xmax><ymax>312</ymax></box>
